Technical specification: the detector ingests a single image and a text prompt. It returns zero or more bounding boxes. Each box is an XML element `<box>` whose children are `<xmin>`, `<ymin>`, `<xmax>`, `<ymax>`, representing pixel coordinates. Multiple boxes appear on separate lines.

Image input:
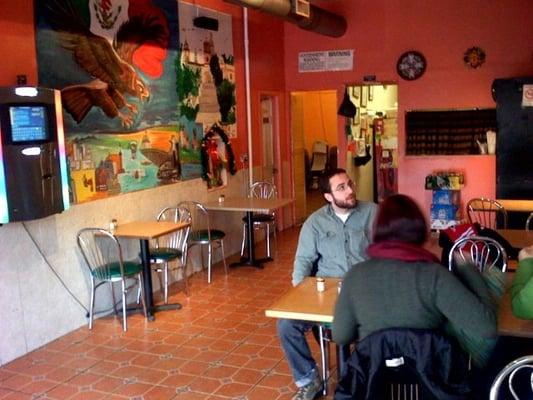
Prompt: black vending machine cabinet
<box><xmin>492</xmin><ymin>77</ymin><xmax>533</xmax><ymax>228</ymax></box>
<box><xmin>0</xmin><ymin>87</ymin><xmax>69</xmax><ymax>223</ymax></box>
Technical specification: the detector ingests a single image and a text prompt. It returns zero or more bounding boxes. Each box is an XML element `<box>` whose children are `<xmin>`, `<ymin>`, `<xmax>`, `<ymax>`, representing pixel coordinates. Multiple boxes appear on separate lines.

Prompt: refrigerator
<box><xmin>492</xmin><ymin>77</ymin><xmax>533</xmax><ymax>228</ymax></box>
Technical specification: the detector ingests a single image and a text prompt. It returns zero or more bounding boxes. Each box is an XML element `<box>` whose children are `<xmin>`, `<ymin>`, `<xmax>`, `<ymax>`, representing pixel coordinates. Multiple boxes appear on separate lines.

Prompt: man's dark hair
<box><xmin>373</xmin><ymin>194</ymin><xmax>428</xmax><ymax>245</ymax></box>
<box><xmin>318</xmin><ymin>168</ymin><xmax>347</xmax><ymax>194</ymax></box>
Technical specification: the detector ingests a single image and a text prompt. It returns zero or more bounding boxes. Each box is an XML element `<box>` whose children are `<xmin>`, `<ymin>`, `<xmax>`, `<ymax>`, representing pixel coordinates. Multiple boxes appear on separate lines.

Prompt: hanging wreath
<box><xmin>463</xmin><ymin>46</ymin><xmax>486</xmax><ymax>69</ymax></box>
<box><xmin>200</xmin><ymin>124</ymin><xmax>237</xmax><ymax>183</ymax></box>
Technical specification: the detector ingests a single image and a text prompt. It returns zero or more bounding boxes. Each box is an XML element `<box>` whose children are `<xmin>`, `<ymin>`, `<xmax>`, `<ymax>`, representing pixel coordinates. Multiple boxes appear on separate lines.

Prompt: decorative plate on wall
<box><xmin>463</xmin><ymin>46</ymin><xmax>486</xmax><ymax>69</ymax></box>
<box><xmin>396</xmin><ymin>51</ymin><xmax>427</xmax><ymax>81</ymax></box>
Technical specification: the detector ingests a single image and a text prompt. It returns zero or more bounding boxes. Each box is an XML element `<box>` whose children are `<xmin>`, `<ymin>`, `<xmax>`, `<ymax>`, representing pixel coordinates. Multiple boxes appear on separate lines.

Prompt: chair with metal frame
<box><xmin>178</xmin><ymin>201</ymin><xmax>227</xmax><ymax>284</ymax></box>
<box><xmin>240</xmin><ymin>181</ymin><xmax>278</xmax><ymax>259</ymax></box>
<box><xmin>526</xmin><ymin>212</ymin><xmax>533</xmax><ymax>231</ymax></box>
<box><xmin>149</xmin><ymin>206</ymin><xmax>191</xmax><ymax>303</ymax></box>
<box><xmin>447</xmin><ymin>235</ymin><xmax>508</xmax><ymax>273</ymax></box>
<box><xmin>466</xmin><ymin>198</ymin><xmax>508</xmax><ymax>229</ymax></box>
<box><xmin>77</xmin><ymin>227</ymin><xmax>147</xmax><ymax>331</ymax></box>
<box><xmin>489</xmin><ymin>355</ymin><xmax>533</xmax><ymax>400</ymax></box>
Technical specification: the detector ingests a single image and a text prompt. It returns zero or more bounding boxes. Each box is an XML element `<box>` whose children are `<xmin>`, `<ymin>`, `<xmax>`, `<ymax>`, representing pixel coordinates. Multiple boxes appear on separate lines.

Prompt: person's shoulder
<box><xmin>357</xmin><ymin>201</ymin><xmax>378</xmax><ymax>212</ymax></box>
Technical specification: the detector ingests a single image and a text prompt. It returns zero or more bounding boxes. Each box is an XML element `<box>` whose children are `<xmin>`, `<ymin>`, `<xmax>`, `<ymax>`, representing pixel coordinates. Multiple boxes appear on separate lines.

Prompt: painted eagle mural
<box><xmin>41</xmin><ymin>0</ymin><xmax>170</xmax><ymax>128</ymax></box>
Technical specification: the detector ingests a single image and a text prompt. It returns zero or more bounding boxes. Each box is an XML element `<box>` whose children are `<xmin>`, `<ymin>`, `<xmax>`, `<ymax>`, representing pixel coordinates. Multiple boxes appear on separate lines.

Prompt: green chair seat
<box><xmin>92</xmin><ymin>261</ymin><xmax>143</xmax><ymax>279</ymax></box>
<box><xmin>190</xmin><ymin>229</ymin><xmax>226</xmax><ymax>242</ymax></box>
<box><xmin>242</xmin><ymin>213</ymin><xmax>275</xmax><ymax>223</ymax></box>
<box><xmin>149</xmin><ymin>247</ymin><xmax>182</xmax><ymax>262</ymax></box>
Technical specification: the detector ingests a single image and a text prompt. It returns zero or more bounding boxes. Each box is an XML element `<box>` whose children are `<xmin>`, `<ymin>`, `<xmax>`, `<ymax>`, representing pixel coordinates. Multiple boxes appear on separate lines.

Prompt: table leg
<box><xmin>230</xmin><ymin>211</ymin><xmax>268</xmax><ymax>269</ymax></box>
<box><xmin>139</xmin><ymin>239</ymin><xmax>182</xmax><ymax>320</ymax></box>
<box><xmin>139</xmin><ymin>239</ymin><xmax>155</xmax><ymax>321</ymax></box>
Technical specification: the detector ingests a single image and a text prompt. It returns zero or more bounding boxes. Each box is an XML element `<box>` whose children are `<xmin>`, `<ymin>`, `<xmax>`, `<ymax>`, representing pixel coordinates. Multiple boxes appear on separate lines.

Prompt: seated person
<box><xmin>332</xmin><ymin>194</ymin><xmax>498</xmax><ymax>365</ymax></box>
<box><xmin>277</xmin><ymin>168</ymin><xmax>377</xmax><ymax>400</ymax></box>
<box><xmin>510</xmin><ymin>245</ymin><xmax>533</xmax><ymax>318</ymax></box>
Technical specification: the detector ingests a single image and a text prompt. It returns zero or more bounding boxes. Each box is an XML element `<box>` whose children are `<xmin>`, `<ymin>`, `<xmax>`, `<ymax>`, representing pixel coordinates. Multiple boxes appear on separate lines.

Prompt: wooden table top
<box><xmin>265</xmin><ymin>277</ymin><xmax>340</xmax><ymax>323</ymax></box>
<box><xmin>497</xmin><ymin>229</ymin><xmax>533</xmax><ymax>249</ymax></box>
<box><xmin>265</xmin><ymin>275</ymin><xmax>533</xmax><ymax>338</ymax></box>
<box><xmin>496</xmin><ymin>199</ymin><xmax>533</xmax><ymax>212</ymax></box>
<box><xmin>112</xmin><ymin>221</ymin><xmax>190</xmax><ymax>240</ymax></box>
<box><xmin>204</xmin><ymin>197</ymin><xmax>294</xmax><ymax>213</ymax></box>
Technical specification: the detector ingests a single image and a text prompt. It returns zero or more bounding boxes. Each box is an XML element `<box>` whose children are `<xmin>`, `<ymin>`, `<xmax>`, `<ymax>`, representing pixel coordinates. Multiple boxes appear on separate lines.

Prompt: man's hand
<box><xmin>518</xmin><ymin>245</ymin><xmax>533</xmax><ymax>261</ymax></box>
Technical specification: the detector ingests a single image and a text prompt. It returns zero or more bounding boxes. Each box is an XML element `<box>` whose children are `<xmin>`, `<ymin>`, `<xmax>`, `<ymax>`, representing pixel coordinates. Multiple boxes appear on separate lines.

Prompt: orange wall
<box><xmin>283</xmin><ymin>0</ymin><xmax>533</xmax><ymax>216</ymax></box>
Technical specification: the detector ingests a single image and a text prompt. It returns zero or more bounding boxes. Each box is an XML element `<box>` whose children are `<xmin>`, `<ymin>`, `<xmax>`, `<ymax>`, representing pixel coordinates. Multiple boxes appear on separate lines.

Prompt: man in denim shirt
<box><xmin>278</xmin><ymin>168</ymin><xmax>377</xmax><ymax>400</ymax></box>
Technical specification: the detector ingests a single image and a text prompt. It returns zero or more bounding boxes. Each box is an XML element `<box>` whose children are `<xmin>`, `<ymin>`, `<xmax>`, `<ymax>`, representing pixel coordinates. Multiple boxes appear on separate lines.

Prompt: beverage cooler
<box><xmin>492</xmin><ymin>77</ymin><xmax>533</xmax><ymax>228</ymax></box>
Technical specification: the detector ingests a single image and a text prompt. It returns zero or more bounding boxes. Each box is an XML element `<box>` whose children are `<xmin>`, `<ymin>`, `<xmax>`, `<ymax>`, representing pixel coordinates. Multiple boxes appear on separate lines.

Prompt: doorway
<box><xmin>291</xmin><ymin>90</ymin><xmax>338</xmax><ymax>224</ymax></box>
<box><xmin>345</xmin><ymin>84</ymin><xmax>398</xmax><ymax>203</ymax></box>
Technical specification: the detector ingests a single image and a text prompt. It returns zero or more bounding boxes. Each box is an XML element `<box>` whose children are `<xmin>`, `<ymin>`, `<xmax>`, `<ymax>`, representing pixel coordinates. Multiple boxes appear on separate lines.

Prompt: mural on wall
<box><xmin>35</xmin><ymin>0</ymin><xmax>204</xmax><ymax>203</ymax></box>
<box><xmin>177</xmin><ymin>2</ymin><xmax>236</xmax><ymax>188</ymax></box>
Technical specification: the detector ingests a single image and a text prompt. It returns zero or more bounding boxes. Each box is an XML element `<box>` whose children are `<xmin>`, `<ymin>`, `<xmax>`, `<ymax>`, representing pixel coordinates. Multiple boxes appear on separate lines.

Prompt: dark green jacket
<box><xmin>332</xmin><ymin>258</ymin><xmax>497</xmax><ymax>345</ymax></box>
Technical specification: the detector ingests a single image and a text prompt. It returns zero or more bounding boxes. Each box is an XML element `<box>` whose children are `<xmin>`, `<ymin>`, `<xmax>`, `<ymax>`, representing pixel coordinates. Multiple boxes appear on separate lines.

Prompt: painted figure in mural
<box><xmin>41</xmin><ymin>0</ymin><xmax>170</xmax><ymax>127</ymax></box>
<box><xmin>207</xmin><ymin>137</ymin><xmax>222</xmax><ymax>186</ymax></box>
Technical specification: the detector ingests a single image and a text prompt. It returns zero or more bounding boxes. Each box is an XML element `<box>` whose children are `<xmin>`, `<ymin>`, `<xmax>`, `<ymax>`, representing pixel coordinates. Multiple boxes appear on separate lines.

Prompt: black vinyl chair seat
<box><xmin>92</xmin><ymin>261</ymin><xmax>143</xmax><ymax>280</ymax></box>
<box><xmin>148</xmin><ymin>247</ymin><xmax>183</xmax><ymax>261</ymax></box>
<box><xmin>190</xmin><ymin>229</ymin><xmax>226</xmax><ymax>243</ymax></box>
<box><xmin>242</xmin><ymin>213</ymin><xmax>275</xmax><ymax>223</ymax></box>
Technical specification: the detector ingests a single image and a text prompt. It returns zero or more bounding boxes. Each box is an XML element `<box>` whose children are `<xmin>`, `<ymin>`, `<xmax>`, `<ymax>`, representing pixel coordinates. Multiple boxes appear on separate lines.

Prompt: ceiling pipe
<box><xmin>224</xmin><ymin>0</ymin><xmax>346</xmax><ymax>38</ymax></box>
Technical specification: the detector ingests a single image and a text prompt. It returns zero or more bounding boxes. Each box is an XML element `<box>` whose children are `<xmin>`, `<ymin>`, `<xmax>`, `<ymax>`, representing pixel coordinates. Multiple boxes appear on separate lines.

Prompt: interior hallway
<box><xmin>0</xmin><ymin>227</ymin><xmax>338</xmax><ymax>399</ymax></box>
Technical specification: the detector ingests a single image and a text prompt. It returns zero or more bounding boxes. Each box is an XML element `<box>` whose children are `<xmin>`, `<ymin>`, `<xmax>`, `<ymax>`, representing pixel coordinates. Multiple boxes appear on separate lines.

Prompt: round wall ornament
<box><xmin>396</xmin><ymin>51</ymin><xmax>427</xmax><ymax>81</ymax></box>
<box><xmin>463</xmin><ymin>46</ymin><xmax>486</xmax><ymax>69</ymax></box>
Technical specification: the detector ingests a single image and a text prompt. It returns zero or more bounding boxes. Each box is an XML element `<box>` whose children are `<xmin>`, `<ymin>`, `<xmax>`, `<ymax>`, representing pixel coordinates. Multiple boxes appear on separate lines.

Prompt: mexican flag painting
<box><xmin>35</xmin><ymin>0</ymin><xmax>201</xmax><ymax>204</ymax></box>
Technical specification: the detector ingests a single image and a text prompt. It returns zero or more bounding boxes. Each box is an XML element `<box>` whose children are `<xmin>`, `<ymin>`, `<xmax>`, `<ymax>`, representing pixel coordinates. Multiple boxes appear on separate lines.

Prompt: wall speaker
<box><xmin>193</xmin><ymin>16</ymin><xmax>219</xmax><ymax>31</ymax></box>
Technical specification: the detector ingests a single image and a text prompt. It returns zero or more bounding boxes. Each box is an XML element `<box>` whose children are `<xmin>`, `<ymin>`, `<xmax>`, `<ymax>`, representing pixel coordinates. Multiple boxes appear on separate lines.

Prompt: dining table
<box><xmin>112</xmin><ymin>220</ymin><xmax>190</xmax><ymax>320</ymax></box>
<box><xmin>495</xmin><ymin>199</ymin><xmax>533</xmax><ymax>213</ymax></box>
<box><xmin>265</xmin><ymin>275</ymin><xmax>533</xmax><ymax>347</ymax></box>
<box><xmin>496</xmin><ymin>229</ymin><xmax>533</xmax><ymax>250</ymax></box>
<box><xmin>204</xmin><ymin>196</ymin><xmax>294</xmax><ymax>268</ymax></box>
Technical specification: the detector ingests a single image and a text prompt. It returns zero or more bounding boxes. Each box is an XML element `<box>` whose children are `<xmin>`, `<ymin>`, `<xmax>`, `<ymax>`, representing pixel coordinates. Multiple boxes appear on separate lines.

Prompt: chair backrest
<box><xmin>334</xmin><ymin>328</ymin><xmax>470</xmax><ymax>400</ymax></box>
<box><xmin>249</xmin><ymin>181</ymin><xmax>277</xmax><ymax>200</ymax></box>
<box><xmin>156</xmin><ymin>206</ymin><xmax>191</xmax><ymax>261</ymax></box>
<box><xmin>448</xmin><ymin>235</ymin><xmax>507</xmax><ymax>273</ymax></box>
<box><xmin>489</xmin><ymin>355</ymin><xmax>533</xmax><ymax>400</ymax></box>
<box><xmin>526</xmin><ymin>212</ymin><xmax>533</xmax><ymax>231</ymax></box>
<box><xmin>77</xmin><ymin>228</ymin><xmax>125</xmax><ymax>280</ymax></box>
<box><xmin>466</xmin><ymin>198</ymin><xmax>508</xmax><ymax>229</ymax></box>
<box><xmin>310</xmin><ymin>141</ymin><xmax>328</xmax><ymax>172</ymax></box>
<box><xmin>177</xmin><ymin>201</ymin><xmax>212</xmax><ymax>240</ymax></box>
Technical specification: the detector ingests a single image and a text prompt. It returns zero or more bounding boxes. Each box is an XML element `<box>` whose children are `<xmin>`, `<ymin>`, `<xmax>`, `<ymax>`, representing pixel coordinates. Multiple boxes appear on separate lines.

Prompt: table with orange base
<box><xmin>112</xmin><ymin>220</ymin><xmax>190</xmax><ymax>320</ymax></box>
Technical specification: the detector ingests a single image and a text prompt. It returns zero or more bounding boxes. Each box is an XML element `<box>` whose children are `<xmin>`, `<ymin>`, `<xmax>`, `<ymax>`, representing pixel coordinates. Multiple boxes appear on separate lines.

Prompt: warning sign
<box><xmin>522</xmin><ymin>84</ymin><xmax>533</xmax><ymax>107</ymax></box>
<box><xmin>298</xmin><ymin>50</ymin><xmax>353</xmax><ymax>73</ymax></box>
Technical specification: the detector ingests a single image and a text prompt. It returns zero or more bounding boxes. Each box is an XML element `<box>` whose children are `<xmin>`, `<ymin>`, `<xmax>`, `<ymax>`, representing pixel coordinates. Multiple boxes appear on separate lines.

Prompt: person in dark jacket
<box><xmin>331</xmin><ymin>194</ymin><xmax>498</xmax><ymax>398</ymax></box>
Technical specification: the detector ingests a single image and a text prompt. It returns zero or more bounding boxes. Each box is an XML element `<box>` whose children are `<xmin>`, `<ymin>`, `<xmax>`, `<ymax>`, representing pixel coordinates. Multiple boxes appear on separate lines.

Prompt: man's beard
<box><xmin>332</xmin><ymin>194</ymin><xmax>357</xmax><ymax>210</ymax></box>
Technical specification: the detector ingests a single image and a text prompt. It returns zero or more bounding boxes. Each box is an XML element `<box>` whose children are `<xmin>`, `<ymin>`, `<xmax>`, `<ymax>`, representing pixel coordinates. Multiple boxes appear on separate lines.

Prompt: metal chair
<box><xmin>308</xmin><ymin>140</ymin><xmax>328</xmax><ymax>189</ymax></box>
<box><xmin>466</xmin><ymin>198</ymin><xmax>508</xmax><ymax>229</ymax></box>
<box><xmin>240</xmin><ymin>181</ymin><xmax>278</xmax><ymax>258</ymax></box>
<box><xmin>448</xmin><ymin>235</ymin><xmax>508</xmax><ymax>273</ymax></box>
<box><xmin>150</xmin><ymin>206</ymin><xmax>191</xmax><ymax>302</ymax></box>
<box><xmin>489</xmin><ymin>355</ymin><xmax>533</xmax><ymax>400</ymax></box>
<box><xmin>77</xmin><ymin>228</ymin><xmax>146</xmax><ymax>331</ymax></box>
<box><xmin>526</xmin><ymin>212</ymin><xmax>533</xmax><ymax>231</ymax></box>
<box><xmin>178</xmin><ymin>201</ymin><xmax>227</xmax><ymax>284</ymax></box>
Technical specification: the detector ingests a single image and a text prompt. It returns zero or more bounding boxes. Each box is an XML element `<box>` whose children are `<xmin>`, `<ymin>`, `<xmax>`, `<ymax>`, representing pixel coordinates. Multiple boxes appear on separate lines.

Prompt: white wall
<box><xmin>0</xmin><ymin>173</ymin><xmax>248</xmax><ymax>365</ymax></box>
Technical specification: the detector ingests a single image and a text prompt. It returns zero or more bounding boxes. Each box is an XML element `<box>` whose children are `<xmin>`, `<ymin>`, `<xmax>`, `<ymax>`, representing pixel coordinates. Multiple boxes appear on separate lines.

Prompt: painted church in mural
<box><xmin>35</xmin><ymin>0</ymin><xmax>236</xmax><ymax>202</ymax></box>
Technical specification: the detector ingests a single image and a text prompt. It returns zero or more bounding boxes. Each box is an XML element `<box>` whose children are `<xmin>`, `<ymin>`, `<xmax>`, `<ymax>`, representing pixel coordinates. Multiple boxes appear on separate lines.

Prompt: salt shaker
<box><xmin>218</xmin><ymin>194</ymin><xmax>225</xmax><ymax>203</ymax></box>
<box><xmin>316</xmin><ymin>277</ymin><xmax>325</xmax><ymax>292</ymax></box>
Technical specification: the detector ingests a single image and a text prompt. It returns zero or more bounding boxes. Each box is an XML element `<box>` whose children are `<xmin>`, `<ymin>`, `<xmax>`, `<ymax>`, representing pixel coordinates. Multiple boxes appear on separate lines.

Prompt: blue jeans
<box><xmin>277</xmin><ymin>319</ymin><xmax>318</xmax><ymax>387</ymax></box>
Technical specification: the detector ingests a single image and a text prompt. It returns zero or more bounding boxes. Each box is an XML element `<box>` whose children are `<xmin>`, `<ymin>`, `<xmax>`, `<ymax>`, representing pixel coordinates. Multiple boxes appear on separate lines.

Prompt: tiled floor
<box><xmin>0</xmin><ymin>227</ymin><xmax>338</xmax><ymax>399</ymax></box>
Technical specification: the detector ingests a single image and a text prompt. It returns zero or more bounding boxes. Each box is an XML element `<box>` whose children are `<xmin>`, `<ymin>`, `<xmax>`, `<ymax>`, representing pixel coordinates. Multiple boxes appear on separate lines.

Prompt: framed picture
<box><xmin>351</xmin><ymin>86</ymin><xmax>361</xmax><ymax>100</ymax></box>
<box><xmin>368</xmin><ymin>85</ymin><xmax>374</xmax><ymax>102</ymax></box>
<box><xmin>361</xmin><ymin>86</ymin><xmax>368</xmax><ymax>107</ymax></box>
